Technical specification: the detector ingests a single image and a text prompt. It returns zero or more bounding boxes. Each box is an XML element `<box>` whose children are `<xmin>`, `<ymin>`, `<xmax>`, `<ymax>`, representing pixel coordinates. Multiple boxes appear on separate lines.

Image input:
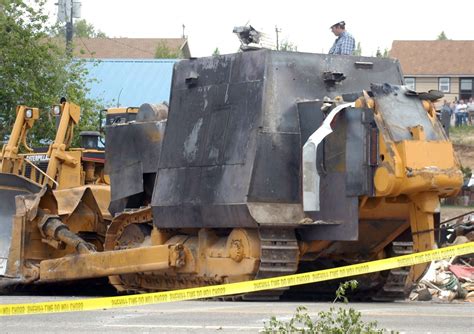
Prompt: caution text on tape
<box><xmin>1</xmin><ymin>242</ymin><xmax>473</xmax><ymax>316</ymax></box>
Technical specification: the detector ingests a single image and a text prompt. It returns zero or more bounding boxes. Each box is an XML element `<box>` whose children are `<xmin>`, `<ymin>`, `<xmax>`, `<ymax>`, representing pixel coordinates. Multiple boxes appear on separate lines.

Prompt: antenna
<box><xmin>117</xmin><ymin>88</ymin><xmax>123</xmax><ymax>108</ymax></box>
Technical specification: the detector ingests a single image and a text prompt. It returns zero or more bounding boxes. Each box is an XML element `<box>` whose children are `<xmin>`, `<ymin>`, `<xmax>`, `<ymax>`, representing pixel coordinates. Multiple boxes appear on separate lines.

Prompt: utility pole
<box><xmin>65</xmin><ymin>2</ymin><xmax>73</xmax><ymax>54</ymax></box>
<box><xmin>182</xmin><ymin>24</ymin><xmax>186</xmax><ymax>39</ymax></box>
<box><xmin>275</xmin><ymin>26</ymin><xmax>282</xmax><ymax>51</ymax></box>
<box><xmin>56</xmin><ymin>0</ymin><xmax>81</xmax><ymax>55</ymax></box>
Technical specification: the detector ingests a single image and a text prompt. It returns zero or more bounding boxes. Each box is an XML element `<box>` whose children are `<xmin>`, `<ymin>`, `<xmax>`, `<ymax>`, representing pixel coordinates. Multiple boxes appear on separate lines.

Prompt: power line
<box><xmin>104</xmin><ymin>37</ymin><xmax>157</xmax><ymax>57</ymax></box>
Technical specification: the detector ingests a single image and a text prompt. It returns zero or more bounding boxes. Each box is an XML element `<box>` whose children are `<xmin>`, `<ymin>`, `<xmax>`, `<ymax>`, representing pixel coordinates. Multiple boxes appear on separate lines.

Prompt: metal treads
<box><xmin>242</xmin><ymin>228</ymin><xmax>299</xmax><ymax>300</ymax></box>
<box><xmin>373</xmin><ymin>241</ymin><xmax>413</xmax><ymax>301</ymax></box>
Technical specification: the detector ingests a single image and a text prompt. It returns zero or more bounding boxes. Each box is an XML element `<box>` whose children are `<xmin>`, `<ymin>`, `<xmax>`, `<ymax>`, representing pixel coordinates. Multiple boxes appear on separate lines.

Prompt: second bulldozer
<box><xmin>0</xmin><ymin>101</ymin><xmax>110</xmax><ymax>281</ymax></box>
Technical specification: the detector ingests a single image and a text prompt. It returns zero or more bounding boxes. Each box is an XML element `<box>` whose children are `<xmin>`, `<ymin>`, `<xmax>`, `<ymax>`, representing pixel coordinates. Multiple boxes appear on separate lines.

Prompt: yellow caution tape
<box><xmin>1</xmin><ymin>242</ymin><xmax>473</xmax><ymax>316</ymax></box>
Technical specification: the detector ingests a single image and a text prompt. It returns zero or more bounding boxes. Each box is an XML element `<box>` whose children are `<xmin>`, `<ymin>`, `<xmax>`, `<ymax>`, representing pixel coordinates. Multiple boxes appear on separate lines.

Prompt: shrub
<box><xmin>262</xmin><ymin>280</ymin><xmax>397</xmax><ymax>334</ymax></box>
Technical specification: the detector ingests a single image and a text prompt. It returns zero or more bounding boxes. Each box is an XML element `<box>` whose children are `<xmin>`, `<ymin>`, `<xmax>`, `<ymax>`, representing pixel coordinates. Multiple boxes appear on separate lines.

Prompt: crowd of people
<box><xmin>440</xmin><ymin>98</ymin><xmax>474</xmax><ymax>127</ymax></box>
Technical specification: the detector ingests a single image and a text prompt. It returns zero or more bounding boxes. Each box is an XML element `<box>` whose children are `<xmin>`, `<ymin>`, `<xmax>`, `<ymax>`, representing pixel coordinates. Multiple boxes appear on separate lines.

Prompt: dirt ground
<box><xmin>449</xmin><ymin>124</ymin><xmax>474</xmax><ymax>170</ymax></box>
<box><xmin>454</xmin><ymin>144</ymin><xmax>474</xmax><ymax>170</ymax></box>
<box><xmin>440</xmin><ymin>205</ymin><xmax>473</xmax><ymax>222</ymax></box>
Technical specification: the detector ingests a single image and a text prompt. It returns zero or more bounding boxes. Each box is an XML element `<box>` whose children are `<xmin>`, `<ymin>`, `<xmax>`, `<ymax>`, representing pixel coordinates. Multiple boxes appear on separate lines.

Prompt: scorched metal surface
<box><xmin>151</xmin><ymin>49</ymin><xmax>404</xmax><ymax>238</ymax></box>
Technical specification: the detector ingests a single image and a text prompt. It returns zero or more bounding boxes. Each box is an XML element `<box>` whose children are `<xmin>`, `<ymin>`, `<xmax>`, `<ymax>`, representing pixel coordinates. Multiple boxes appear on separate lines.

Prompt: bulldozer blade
<box><xmin>0</xmin><ymin>173</ymin><xmax>41</xmax><ymax>275</ymax></box>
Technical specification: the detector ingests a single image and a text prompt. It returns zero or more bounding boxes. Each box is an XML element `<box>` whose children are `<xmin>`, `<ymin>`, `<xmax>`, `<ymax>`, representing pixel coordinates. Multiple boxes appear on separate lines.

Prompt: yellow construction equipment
<box><xmin>0</xmin><ymin>51</ymin><xmax>463</xmax><ymax>300</ymax></box>
<box><xmin>1</xmin><ymin>106</ymin><xmax>40</xmax><ymax>174</ymax></box>
<box><xmin>0</xmin><ymin>100</ymin><xmax>111</xmax><ymax>284</ymax></box>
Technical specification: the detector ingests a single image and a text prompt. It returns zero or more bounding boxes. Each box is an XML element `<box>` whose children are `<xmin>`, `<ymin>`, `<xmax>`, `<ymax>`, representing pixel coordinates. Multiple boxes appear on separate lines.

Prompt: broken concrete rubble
<box><xmin>410</xmin><ymin>213</ymin><xmax>473</xmax><ymax>302</ymax></box>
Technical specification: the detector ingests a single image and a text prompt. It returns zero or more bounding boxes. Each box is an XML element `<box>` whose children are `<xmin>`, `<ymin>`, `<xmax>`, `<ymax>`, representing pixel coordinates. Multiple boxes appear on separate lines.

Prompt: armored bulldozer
<box><xmin>0</xmin><ymin>50</ymin><xmax>463</xmax><ymax>299</ymax></box>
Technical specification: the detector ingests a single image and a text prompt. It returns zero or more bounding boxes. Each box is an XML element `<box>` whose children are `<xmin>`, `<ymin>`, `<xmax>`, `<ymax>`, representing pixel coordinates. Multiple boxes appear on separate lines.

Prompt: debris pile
<box><xmin>410</xmin><ymin>213</ymin><xmax>473</xmax><ymax>302</ymax></box>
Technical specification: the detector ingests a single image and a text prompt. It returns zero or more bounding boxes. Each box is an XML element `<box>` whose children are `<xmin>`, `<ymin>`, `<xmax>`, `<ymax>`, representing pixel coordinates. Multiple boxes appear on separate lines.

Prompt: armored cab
<box><xmin>151</xmin><ymin>50</ymin><xmax>402</xmax><ymax>238</ymax></box>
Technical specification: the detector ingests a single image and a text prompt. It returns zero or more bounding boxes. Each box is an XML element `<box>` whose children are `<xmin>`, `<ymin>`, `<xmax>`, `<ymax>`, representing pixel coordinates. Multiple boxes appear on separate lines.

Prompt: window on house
<box><xmin>460</xmin><ymin>79</ymin><xmax>472</xmax><ymax>91</ymax></box>
<box><xmin>438</xmin><ymin>77</ymin><xmax>450</xmax><ymax>93</ymax></box>
<box><xmin>404</xmin><ymin>77</ymin><xmax>415</xmax><ymax>90</ymax></box>
<box><xmin>460</xmin><ymin>78</ymin><xmax>474</xmax><ymax>101</ymax></box>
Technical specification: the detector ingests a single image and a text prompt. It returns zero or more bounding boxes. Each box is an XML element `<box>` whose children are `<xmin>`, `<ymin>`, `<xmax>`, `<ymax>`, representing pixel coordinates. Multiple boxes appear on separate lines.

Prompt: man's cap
<box><xmin>330</xmin><ymin>21</ymin><xmax>345</xmax><ymax>29</ymax></box>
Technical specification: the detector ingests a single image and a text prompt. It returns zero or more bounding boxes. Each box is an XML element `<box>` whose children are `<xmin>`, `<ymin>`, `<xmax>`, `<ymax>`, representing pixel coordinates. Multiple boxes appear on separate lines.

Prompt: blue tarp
<box><xmin>83</xmin><ymin>59</ymin><xmax>178</xmax><ymax>108</ymax></box>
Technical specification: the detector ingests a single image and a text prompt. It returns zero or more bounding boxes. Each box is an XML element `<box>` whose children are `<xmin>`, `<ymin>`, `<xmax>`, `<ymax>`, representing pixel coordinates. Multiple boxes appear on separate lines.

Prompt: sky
<box><xmin>45</xmin><ymin>0</ymin><xmax>474</xmax><ymax>57</ymax></box>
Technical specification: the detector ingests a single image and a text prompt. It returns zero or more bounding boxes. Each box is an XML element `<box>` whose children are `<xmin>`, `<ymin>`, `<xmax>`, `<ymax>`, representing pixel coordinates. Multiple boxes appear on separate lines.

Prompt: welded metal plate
<box><xmin>106</xmin><ymin>118</ymin><xmax>166</xmax><ymax>215</ymax></box>
<box><xmin>150</xmin><ymin>50</ymin><xmax>403</xmax><ymax>230</ymax></box>
<box><xmin>298</xmin><ymin>173</ymin><xmax>359</xmax><ymax>241</ymax></box>
<box><xmin>109</xmin><ymin>161</ymin><xmax>143</xmax><ymax>202</ymax></box>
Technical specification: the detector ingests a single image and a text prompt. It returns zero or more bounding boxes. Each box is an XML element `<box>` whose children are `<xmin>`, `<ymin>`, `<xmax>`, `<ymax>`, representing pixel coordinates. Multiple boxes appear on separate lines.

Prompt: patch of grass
<box><xmin>449</xmin><ymin>126</ymin><xmax>474</xmax><ymax>146</ymax></box>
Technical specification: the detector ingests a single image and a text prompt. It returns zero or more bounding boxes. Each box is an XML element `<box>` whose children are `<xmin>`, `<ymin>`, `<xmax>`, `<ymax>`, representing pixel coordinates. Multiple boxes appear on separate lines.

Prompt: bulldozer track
<box><xmin>372</xmin><ymin>241</ymin><xmax>413</xmax><ymax>301</ymax></box>
<box><xmin>104</xmin><ymin>206</ymin><xmax>154</xmax><ymax>293</ymax></box>
<box><xmin>105</xmin><ymin>209</ymin><xmax>300</xmax><ymax>299</ymax></box>
<box><xmin>237</xmin><ymin>228</ymin><xmax>299</xmax><ymax>301</ymax></box>
<box><xmin>107</xmin><ymin>212</ymin><xmax>412</xmax><ymax>302</ymax></box>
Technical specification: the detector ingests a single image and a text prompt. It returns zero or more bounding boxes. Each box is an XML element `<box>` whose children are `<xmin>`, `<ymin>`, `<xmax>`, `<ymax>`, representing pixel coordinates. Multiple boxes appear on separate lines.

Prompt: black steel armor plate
<box><xmin>151</xmin><ymin>50</ymin><xmax>403</xmax><ymax>239</ymax></box>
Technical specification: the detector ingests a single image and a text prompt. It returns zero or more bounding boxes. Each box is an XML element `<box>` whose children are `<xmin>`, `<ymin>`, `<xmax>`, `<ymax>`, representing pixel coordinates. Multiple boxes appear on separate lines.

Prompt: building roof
<box><xmin>74</xmin><ymin>37</ymin><xmax>191</xmax><ymax>59</ymax></box>
<box><xmin>389</xmin><ymin>40</ymin><xmax>474</xmax><ymax>76</ymax></box>
<box><xmin>84</xmin><ymin>59</ymin><xmax>178</xmax><ymax>107</ymax></box>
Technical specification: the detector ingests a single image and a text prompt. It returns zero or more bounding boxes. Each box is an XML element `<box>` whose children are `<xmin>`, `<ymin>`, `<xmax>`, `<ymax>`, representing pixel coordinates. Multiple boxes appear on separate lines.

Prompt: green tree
<box><xmin>437</xmin><ymin>31</ymin><xmax>448</xmax><ymax>40</ymax></box>
<box><xmin>212</xmin><ymin>47</ymin><xmax>220</xmax><ymax>56</ymax></box>
<box><xmin>376</xmin><ymin>47</ymin><xmax>389</xmax><ymax>58</ymax></box>
<box><xmin>154</xmin><ymin>41</ymin><xmax>183</xmax><ymax>59</ymax></box>
<box><xmin>74</xmin><ymin>19</ymin><xmax>107</xmax><ymax>38</ymax></box>
<box><xmin>354</xmin><ymin>42</ymin><xmax>362</xmax><ymax>56</ymax></box>
<box><xmin>52</xmin><ymin>18</ymin><xmax>107</xmax><ymax>39</ymax></box>
<box><xmin>0</xmin><ymin>0</ymin><xmax>101</xmax><ymax>145</ymax></box>
<box><xmin>279</xmin><ymin>39</ymin><xmax>298</xmax><ymax>52</ymax></box>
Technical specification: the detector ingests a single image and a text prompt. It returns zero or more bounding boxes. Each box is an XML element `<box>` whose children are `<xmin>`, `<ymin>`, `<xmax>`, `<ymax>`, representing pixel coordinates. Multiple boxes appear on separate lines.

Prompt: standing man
<box><xmin>454</xmin><ymin>100</ymin><xmax>467</xmax><ymax>127</ymax></box>
<box><xmin>440</xmin><ymin>100</ymin><xmax>453</xmax><ymax>136</ymax></box>
<box><xmin>467</xmin><ymin>97</ymin><xmax>474</xmax><ymax>125</ymax></box>
<box><xmin>328</xmin><ymin>21</ymin><xmax>355</xmax><ymax>55</ymax></box>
